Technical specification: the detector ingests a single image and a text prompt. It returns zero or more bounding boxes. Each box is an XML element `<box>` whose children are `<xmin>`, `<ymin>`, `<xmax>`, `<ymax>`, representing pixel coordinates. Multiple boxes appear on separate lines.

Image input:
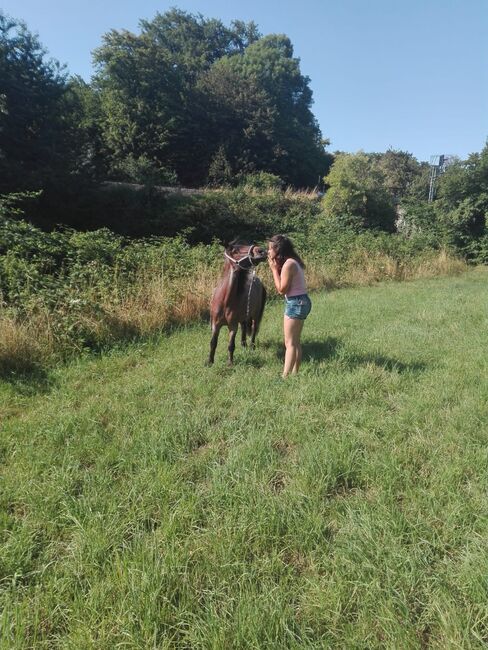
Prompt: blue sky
<box><xmin>3</xmin><ymin>0</ymin><xmax>487</xmax><ymax>162</ymax></box>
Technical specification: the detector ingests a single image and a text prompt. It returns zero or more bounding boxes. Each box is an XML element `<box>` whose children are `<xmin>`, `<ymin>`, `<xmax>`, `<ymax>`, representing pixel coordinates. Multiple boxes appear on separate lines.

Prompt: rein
<box><xmin>245</xmin><ymin>268</ymin><xmax>256</xmax><ymax>323</ymax></box>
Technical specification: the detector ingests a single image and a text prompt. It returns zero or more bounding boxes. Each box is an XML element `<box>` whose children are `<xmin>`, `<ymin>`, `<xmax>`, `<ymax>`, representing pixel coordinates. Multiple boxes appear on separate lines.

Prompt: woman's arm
<box><xmin>269</xmin><ymin>258</ymin><xmax>295</xmax><ymax>295</ymax></box>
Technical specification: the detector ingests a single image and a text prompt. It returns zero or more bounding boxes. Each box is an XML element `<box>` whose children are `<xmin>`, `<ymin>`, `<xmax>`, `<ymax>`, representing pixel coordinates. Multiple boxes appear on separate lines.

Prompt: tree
<box><xmin>0</xmin><ymin>11</ymin><xmax>101</xmax><ymax>213</ymax></box>
<box><xmin>197</xmin><ymin>58</ymin><xmax>277</xmax><ymax>179</ymax></box>
<box><xmin>63</xmin><ymin>76</ymin><xmax>106</xmax><ymax>180</ymax></box>
<box><xmin>93</xmin><ymin>11</ymin><xmax>331</xmax><ymax>187</ymax></box>
<box><xmin>403</xmin><ymin>162</ymin><xmax>431</xmax><ymax>203</ymax></box>
<box><xmin>212</xmin><ymin>34</ymin><xmax>331</xmax><ymax>186</ymax></box>
<box><xmin>207</xmin><ymin>145</ymin><xmax>233</xmax><ymax>186</ymax></box>
<box><xmin>372</xmin><ymin>149</ymin><xmax>422</xmax><ymax>201</ymax></box>
<box><xmin>321</xmin><ymin>152</ymin><xmax>397</xmax><ymax>231</ymax></box>
<box><xmin>0</xmin><ymin>13</ymin><xmax>70</xmax><ymax>192</ymax></box>
<box><xmin>93</xmin><ymin>28</ymin><xmax>181</xmax><ymax>178</ymax></box>
<box><xmin>93</xmin><ymin>10</ymin><xmax>261</xmax><ymax>185</ymax></box>
<box><xmin>434</xmin><ymin>144</ymin><xmax>488</xmax><ymax>242</ymax></box>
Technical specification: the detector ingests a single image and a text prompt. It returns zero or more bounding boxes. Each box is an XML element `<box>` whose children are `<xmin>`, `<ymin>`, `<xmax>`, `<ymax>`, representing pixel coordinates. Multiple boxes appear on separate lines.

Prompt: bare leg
<box><xmin>283</xmin><ymin>317</ymin><xmax>304</xmax><ymax>378</ymax></box>
<box><xmin>294</xmin><ymin>342</ymin><xmax>302</xmax><ymax>373</ymax></box>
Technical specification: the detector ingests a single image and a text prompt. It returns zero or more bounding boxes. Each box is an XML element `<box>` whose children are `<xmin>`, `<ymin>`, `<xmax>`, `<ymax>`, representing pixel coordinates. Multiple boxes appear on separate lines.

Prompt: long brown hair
<box><xmin>268</xmin><ymin>234</ymin><xmax>305</xmax><ymax>273</ymax></box>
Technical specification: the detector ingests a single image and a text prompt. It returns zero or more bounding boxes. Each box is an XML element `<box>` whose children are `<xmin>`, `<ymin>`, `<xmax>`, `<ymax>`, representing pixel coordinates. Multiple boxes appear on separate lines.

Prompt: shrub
<box><xmin>0</xmin><ymin>189</ymin><xmax>465</xmax><ymax>368</ymax></box>
<box><xmin>321</xmin><ymin>153</ymin><xmax>397</xmax><ymax>232</ymax></box>
<box><xmin>237</xmin><ymin>172</ymin><xmax>284</xmax><ymax>192</ymax></box>
<box><xmin>112</xmin><ymin>154</ymin><xmax>178</xmax><ymax>186</ymax></box>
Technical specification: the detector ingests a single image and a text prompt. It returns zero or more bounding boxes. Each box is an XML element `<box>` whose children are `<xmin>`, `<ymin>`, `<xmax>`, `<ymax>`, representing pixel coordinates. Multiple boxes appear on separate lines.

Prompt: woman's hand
<box><xmin>271</xmin><ymin>258</ymin><xmax>294</xmax><ymax>295</ymax></box>
<box><xmin>268</xmin><ymin>248</ymin><xmax>278</xmax><ymax>270</ymax></box>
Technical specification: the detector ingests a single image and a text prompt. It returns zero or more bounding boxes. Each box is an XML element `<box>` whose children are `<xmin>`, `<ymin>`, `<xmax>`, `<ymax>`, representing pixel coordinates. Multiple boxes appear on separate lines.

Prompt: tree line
<box><xmin>0</xmin><ymin>9</ymin><xmax>330</xmax><ymax>194</ymax></box>
<box><xmin>1</xmin><ymin>7</ymin><xmax>487</xmax><ymax>252</ymax></box>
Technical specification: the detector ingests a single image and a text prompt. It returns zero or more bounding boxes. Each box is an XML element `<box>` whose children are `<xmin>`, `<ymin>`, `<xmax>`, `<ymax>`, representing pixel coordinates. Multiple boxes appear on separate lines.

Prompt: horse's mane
<box><xmin>228</xmin><ymin>237</ymin><xmax>255</xmax><ymax>247</ymax></box>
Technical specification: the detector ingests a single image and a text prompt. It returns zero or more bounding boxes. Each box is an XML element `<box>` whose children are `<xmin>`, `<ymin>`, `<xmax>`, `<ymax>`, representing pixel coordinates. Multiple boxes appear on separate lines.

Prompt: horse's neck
<box><xmin>223</xmin><ymin>265</ymin><xmax>247</xmax><ymax>305</ymax></box>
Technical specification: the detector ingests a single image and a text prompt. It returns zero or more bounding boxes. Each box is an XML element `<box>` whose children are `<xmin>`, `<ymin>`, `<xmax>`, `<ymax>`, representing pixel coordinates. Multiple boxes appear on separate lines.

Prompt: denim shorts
<box><xmin>284</xmin><ymin>294</ymin><xmax>312</xmax><ymax>320</ymax></box>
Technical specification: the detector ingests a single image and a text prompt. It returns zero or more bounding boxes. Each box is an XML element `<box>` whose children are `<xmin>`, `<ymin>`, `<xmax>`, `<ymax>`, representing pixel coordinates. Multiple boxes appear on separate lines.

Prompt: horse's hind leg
<box><xmin>240</xmin><ymin>321</ymin><xmax>247</xmax><ymax>347</ymax></box>
<box><xmin>207</xmin><ymin>322</ymin><xmax>222</xmax><ymax>366</ymax></box>
<box><xmin>250</xmin><ymin>319</ymin><xmax>258</xmax><ymax>349</ymax></box>
<box><xmin>228</xmin><ymin>325</ymin><xmax>238</xmax><ymax>366</ymax></box>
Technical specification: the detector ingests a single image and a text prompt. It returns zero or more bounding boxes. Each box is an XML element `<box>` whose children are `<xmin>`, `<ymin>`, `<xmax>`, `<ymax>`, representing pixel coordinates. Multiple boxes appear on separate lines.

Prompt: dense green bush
<box><xmin>321</xmin><ymin>153</ymin><xmax>397</xmax><ymax>232</ymax></box>
<box><xmin>307</xmin><ymin>218</ymin><xmax>444</xmax><ymax>272</ymax></box>
<box><xmin>0</xmin><ymin>206</ymin><xmax>223</xmax><ymax>355</ymax></box>
<box><xmin>0</xmin><ymin>183</ymin><xmax>465</xmax><ymax>365</ymax></box>
<box><xmin>237</xmin><ymin>172</ymin><xmax>285</xmax><ymax>192</ymax></box>
<box><xmin>17</xmin><ymin>182</ymin><xmax>322</xmax><ymax>242</ymax></box>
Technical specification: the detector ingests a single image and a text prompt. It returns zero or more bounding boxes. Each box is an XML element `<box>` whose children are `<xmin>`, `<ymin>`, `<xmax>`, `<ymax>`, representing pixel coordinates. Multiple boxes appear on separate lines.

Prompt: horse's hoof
<box><xmin>205</xmin><ymin>360</ymin><xmax>214</xmax><ymax>367</ymax></box>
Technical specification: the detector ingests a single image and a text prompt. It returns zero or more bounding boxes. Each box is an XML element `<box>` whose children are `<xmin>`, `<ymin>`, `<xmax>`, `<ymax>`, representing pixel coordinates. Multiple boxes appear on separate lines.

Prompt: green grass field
<box><xmin>1</xmin><ymin>269</ymin><xmax>488</xmax><ymax>649</ymax></box>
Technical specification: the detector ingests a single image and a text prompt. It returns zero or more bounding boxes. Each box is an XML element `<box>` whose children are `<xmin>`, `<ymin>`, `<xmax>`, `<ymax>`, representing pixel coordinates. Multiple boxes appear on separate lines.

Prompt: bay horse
<box><xmin>207</xmin><ymin>240</ymin><xmax>267</xmax><ymax>366</ymax></box>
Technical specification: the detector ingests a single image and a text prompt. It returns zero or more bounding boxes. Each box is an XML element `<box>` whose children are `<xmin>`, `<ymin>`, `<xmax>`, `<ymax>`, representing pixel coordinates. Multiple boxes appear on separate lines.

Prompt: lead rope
<box><xmin>246</xmin><ymin>268</ymin><xmax>256</xmax><ymax>324</ymax></box>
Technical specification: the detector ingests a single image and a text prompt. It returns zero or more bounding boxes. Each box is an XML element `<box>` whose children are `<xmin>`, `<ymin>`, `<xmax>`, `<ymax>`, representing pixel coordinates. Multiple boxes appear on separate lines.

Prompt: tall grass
<box><xmin>306</xmin><ymin>247</ymin><xmax>466</xmax><ymax>289</ymax></box>
<box><xmin>0</xmin><ymin>314</ymin><xmax>52</xmax><ymax>376</ymax></box>
<box><xmin>1</xmin><ymin>248</ymin><xmax>465</xmax><ymax>374</ymax></box>
<box><xmin>0</xmin><ymin>247</ymin><xmax>466</xmax><ymax>375</ymax></box>
<box><xmin>104</xmin><ymin>262</ymin><xmax>221</xmax><ymax>337</ymax></box>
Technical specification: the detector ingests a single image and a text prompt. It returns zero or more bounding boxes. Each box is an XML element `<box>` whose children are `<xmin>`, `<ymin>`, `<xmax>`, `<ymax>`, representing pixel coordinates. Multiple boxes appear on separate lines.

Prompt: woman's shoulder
<box><xmin>283</xmin><ymin>257</ymin><xmax>299</xmax><ymax>267</ymax></box>
<box><xmin>283</xmin><ymin>257</ymin><xmax>302</xmax><ymax>271</ymax></box>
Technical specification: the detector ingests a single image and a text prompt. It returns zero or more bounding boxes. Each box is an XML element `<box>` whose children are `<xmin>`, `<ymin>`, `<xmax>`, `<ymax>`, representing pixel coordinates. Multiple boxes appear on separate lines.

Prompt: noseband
<box><xmin>224</xmin><ymin>245</ymin><xmax>261</xmax><ymax>270</ymax></box>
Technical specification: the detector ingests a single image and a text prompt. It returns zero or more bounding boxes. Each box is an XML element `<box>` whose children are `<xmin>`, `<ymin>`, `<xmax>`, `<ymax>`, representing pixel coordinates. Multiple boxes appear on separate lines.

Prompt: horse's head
<box><xmin>224</xmin><ymin>241</ymin><xmax>267</xmax><ymax>270</ymax></box>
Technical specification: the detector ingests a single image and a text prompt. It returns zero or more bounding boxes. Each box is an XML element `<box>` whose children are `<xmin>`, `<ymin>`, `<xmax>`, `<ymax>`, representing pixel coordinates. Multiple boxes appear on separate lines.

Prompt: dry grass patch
<box><xmin>0</xmin><ymin>312</ymin><xmax>52</xmax><ymax>376</ymax></box>
<box><xmin>104</xmin><ymin>263</ymin><xmax>220</xmax><ymax>337</ymax></box>
<box><xmin>307</xmin><ymin>249</ymin><xmax>466</xmax><ymax>290</ymax></box>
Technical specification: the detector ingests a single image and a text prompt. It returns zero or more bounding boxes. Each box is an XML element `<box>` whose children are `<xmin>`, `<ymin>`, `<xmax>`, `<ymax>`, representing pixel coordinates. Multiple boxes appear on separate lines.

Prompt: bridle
<box><xmin>224</xmin><ymin>244</ymin><xmax>265</xmax><ymax>322</ymax></box>
<box><xmin>224</xmin><ymin>245</ymin><xmax>263</xmax><ymax>270</ymax></box>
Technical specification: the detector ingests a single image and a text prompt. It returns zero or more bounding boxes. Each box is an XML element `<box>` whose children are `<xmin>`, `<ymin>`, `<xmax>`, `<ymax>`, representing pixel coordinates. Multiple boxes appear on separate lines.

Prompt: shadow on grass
<box><xmin>303</xmin><ymin>338</ymin><xmax>341</xmax><ymax>362</ymax></box>
<box><xmin>0</xmin><ymin>362</ymin><xmax>55</xmax><ymax>396</ymax></box>
<box><xmin>267</xmin><ymin>336</ymin><xmax>426</xmax><ymax>376</ymax></box>
<box><xmin>265</xmin><ymin>337</ymin><xmax>341</xmax><ymax>363</ymax></box>
<box><xmin>212</xmin><ymin>348</ymin><xmax>266</xmax><ymax>371</ymax></box>
<box><xmin>343</xmin><ymin>352</ymin><xmax>427</xmax><ymax>374</ymax></box>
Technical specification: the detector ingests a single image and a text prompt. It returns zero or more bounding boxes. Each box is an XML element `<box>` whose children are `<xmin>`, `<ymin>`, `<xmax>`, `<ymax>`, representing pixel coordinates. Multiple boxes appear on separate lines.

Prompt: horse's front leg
<box><xmin>207</xmin><ymin>322</ymin><xmax>222</xmax><ymax>366</ymax></box>
<box><xmin>227</xmin><ymin>324</ymin><xmax>238</xmax><ymax>366</ymax></box>
<box><xmin>240</xmin><ymin>320</ymin><xmax>248</xmax><ymax>347</ymax></box>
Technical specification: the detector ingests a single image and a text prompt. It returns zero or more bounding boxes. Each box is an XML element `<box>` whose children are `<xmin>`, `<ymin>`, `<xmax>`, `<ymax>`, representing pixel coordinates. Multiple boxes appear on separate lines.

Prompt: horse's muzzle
<box><xmin>251</xmin><ymin>247</ymin><xmax>268</xmax><ymax>264</ymax></box>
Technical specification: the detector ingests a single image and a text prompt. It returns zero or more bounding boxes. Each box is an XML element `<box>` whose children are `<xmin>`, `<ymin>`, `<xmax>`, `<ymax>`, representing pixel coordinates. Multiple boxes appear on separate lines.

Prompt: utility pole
<box><xmin>428</xmin><ymin>155</ymin><xmax>445</xmax><ymax>202</ymax></box>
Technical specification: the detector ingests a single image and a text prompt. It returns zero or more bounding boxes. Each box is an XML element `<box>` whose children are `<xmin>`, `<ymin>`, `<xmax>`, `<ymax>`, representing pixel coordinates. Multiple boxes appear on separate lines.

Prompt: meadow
<box><xmin>1</xmin><ymin>269</ymin><xmax>487</xmax><ymax>648</ymax></box>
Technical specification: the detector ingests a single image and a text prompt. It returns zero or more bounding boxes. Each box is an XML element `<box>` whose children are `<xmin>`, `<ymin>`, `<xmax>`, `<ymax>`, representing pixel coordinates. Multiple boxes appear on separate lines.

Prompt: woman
<box><xmin>268</xmin><ymin>234</ymin><xmax>312</xmax><ymax>378</ymax></box>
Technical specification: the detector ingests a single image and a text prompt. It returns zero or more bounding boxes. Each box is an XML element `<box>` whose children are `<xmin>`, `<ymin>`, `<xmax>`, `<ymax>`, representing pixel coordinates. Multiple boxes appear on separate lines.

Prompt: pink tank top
<box><xmin>283</xmin><ymin>258</ymin><xmax>307</xmax><ymax>298</ymax></box>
